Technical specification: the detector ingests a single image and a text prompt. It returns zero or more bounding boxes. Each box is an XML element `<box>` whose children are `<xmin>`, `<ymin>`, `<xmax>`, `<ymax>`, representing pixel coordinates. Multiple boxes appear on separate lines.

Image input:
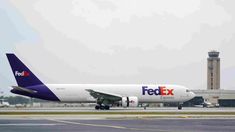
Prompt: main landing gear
<box><xmin>95</xmin><ymin>104</ymin><xmax>110</xmax><ymax>110</ymax></box>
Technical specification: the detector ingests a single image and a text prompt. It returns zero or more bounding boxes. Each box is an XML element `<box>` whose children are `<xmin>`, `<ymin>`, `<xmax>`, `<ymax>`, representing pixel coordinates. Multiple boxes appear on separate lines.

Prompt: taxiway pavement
<box><xmin>0</xmin><ymin>118</ymin><xmax>235</xmax><ymax>132</ymax></box>
<box><xmin>1</xmin><ymin>107</ymin><xmax>235</xmax><ymax>112</ymax></box>
<box><xmin>1</xmin><ymin>107</ymin><xmax>235</xmax><ymax>132</ymax></box>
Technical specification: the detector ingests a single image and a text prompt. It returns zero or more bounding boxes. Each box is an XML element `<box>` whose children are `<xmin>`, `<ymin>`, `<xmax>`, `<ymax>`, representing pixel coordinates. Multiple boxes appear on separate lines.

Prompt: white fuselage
<box><xmin>46</xmin><ymin>84</ymin><xmax>195</xmax><ymax>103</ymax></box>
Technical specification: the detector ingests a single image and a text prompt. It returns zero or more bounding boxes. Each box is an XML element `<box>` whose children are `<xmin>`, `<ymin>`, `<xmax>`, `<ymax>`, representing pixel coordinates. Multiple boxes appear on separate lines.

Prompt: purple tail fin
<box><xmin>6</xmin><ymin>53</ymin><xmax>60</xmax><ymax>101</ymax></box>
<box><xmin>6</xmin><ymin>53</ymin><xmax>43</xmax><ymax>87</ymax></box>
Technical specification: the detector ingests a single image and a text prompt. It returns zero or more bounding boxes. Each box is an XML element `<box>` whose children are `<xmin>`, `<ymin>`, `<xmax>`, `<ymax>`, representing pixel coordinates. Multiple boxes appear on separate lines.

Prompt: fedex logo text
<box><xmin>15</xmin><ymin>71</ymin><xmax>30</xmax><ymax>77</ymax></box>
<box><xmin>142</xmin><ymin>86</ymin><xmax>174</xmax><ymax>96</ymax></box>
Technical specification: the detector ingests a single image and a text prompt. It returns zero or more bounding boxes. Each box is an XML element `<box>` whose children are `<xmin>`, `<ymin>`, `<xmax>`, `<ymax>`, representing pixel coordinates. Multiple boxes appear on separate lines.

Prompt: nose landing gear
<box><xmin>178</xmin><ymin>103</ymin><xmax>183</xmax><ymax>110</ymax></box>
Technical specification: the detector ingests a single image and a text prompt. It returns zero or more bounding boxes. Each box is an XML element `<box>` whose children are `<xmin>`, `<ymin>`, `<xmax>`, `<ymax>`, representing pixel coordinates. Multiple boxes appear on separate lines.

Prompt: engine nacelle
<box><xmin>122</xmin><ymin>96</ymin><xmax>138</xmax><ymax>107</ymax></box>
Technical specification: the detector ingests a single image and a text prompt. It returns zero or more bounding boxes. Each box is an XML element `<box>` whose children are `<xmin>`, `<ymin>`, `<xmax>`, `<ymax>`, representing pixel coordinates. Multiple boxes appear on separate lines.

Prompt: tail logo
<box><xmin>15</xmin><ymin>71</ymin><xmax>30</xmax><ymax>77</ymax></box>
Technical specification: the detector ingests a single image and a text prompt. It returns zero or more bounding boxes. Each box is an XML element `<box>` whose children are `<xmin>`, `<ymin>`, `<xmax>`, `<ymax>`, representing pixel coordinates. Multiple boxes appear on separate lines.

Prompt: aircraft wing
<box><xmin>85</xmin><ymin>89</ymin><xmax>122</xmax><ymax>102</ymax></box>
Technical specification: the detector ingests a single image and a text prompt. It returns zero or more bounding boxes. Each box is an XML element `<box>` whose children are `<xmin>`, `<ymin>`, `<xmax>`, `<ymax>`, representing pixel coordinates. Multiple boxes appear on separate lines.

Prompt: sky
<box><xmin>1</xmin><ymin>0</ymin><xmax>235</xmax><ymax>96</ymax></box>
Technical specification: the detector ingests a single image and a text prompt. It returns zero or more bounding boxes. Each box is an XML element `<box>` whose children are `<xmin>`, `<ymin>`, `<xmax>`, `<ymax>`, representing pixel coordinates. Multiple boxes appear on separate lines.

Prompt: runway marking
<box><xmin>0</xmin><ymin>123</ymin><xmax>63</xmax><ymax>126</ymax></box>
<box><xmin>48</xmin><ymin>119</ymin><xmax>126</xmax><ymax>129</ymax></box>
<box><xmin>48</xmin><ymin>119</ymin><xmax>172</xmax><ymax>132</ymax></box>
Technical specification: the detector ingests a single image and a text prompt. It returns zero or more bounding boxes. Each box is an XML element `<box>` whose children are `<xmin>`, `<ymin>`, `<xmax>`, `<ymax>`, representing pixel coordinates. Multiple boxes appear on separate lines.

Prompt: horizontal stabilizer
<box><xmin>11</xmin><ymin>86</ymin><xmax>37</xmax><ymax>94</ymax></box>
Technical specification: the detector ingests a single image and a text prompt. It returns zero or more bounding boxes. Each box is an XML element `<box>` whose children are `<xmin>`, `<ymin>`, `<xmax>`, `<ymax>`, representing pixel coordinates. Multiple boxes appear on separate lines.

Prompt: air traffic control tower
<box><xmin>207</xmin><ymin>50</ymin><xmax>220</xmax><ymax>90</ymax></box>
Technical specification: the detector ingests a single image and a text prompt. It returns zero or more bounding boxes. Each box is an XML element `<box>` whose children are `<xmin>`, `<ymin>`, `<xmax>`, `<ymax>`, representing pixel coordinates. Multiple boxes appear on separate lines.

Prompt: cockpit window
<box><xmin>186</xmin><ymin>89</ymin><xmax>190</xmax><ymax>92</ymax></box>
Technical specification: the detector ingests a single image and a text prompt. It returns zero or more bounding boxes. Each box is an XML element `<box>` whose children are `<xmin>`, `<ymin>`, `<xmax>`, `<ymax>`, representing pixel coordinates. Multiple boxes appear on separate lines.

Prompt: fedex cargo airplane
<box><xmin>6</xmin><ymin>53</ymin><xmax>195</xmax><ymax>110</ymax></box>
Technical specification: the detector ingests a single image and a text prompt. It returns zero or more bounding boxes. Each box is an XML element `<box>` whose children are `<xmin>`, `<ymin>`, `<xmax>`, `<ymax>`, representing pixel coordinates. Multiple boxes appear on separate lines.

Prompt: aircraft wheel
<box><xmin>100</xmin><ymin>105</ymin><xmax>105</xmax><ymax>110</ymax></box>
<box><xmin>95</xmin><ymin>105</ymin><xmax>100</xmax><ymax>110</ymax></box>
<box><xmin>178</xmin><ymin>105</ymin><xmax>182</xmax><ymax>110</ymax></box>
<box><xmin>104</xmin><ymin>105</ymin><xmax>110</xmax><ymax>110</ymax></box>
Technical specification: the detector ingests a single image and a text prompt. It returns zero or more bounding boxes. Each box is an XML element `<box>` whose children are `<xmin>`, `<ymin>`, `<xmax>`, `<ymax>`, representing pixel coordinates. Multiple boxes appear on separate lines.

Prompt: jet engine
<box><xmin>122</xmin><ymin>96</ymin><xmax>138</xmax><ymax>107</ymax></box>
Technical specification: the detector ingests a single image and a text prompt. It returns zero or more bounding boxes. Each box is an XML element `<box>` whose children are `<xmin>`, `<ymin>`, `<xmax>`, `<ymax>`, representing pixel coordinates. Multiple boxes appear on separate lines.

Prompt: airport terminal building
<box><xmin>191</xmin><ymin>90</ymin><xmax>235</xmax><ymax>107</ymax></box>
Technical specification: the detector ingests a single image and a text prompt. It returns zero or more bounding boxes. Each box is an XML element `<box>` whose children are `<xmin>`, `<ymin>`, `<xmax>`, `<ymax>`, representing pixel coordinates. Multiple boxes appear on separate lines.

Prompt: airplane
<box><xmin>0</xmin><ymin>99</ymin><xmax>10</xmax><ymax>108</ymax></box>
<box><xmin>6</xmin><ymin>53</ymin><xmax>195</xmax><ymax>110</ymax></box>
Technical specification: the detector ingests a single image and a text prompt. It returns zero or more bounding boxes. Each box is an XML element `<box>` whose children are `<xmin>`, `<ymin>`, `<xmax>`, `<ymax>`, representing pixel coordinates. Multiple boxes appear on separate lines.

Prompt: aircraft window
<box><xmin>186</xmin><ymin>89</ymin><xmax>190</xmax><ymax>92</ymax></box>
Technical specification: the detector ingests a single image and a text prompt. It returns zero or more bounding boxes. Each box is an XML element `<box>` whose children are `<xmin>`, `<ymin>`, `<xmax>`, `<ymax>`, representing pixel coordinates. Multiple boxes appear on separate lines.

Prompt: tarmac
<box><xmin>1</xmin><ymin>107</ymin><xmax>235</xmax><ymax>112</ymax></box>
<box><xmin>0</xmin><ymin>118</ymin><xmax>235</xmax><ymax>132</ymax></box>
<box><xmin>1</xmin><ymin>107</ymin><xmax>235</xmax><ymax>132</ymax></box>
